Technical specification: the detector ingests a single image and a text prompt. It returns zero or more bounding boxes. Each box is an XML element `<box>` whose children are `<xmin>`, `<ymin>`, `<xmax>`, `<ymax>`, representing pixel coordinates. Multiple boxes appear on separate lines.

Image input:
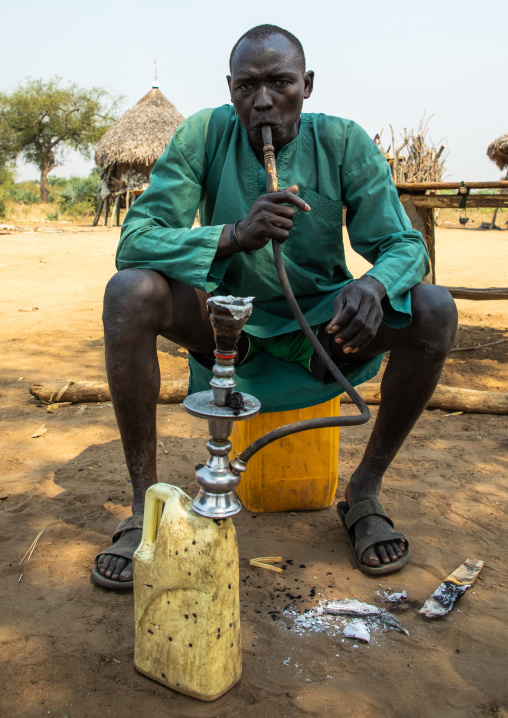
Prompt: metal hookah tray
<box><xmin>183</xmin><ymin>390</ymin><xmax>261</xmax><ymax>421</ymax></box>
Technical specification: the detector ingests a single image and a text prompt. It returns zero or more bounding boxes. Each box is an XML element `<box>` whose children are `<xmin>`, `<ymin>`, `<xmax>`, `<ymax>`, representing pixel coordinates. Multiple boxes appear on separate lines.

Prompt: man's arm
<box><xmin>118</xmin><ymin>110</ymin><xmax>309</xmax><ymax>289</ymax></box>
<box><xmin>326</xmin><ymin>122</ymin><xmax>430</xmax><ymax>353</ymax></box>
<box><xmin>117</xmin><ymin>110</ymin><xmax>236</xmax><ymax>293</ymax></box>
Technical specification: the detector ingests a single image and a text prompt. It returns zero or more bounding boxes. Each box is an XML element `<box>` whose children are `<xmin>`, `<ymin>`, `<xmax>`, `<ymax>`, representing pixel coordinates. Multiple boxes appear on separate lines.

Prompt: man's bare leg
<box><xmin>96</xmin><ymin>269</ymin><xmax>214</xmax><ymax>584</ymax></box>
<box><xmin>331</xmin><ymin>284</ymin><xmax>458</xmax><ymax>568</ymax></box>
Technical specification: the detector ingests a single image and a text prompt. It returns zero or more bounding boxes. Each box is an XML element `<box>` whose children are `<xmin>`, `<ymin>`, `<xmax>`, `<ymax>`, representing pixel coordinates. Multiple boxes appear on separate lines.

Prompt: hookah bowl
<box><xmin>183</xmin><ymin>296</ymin><xmax>261</xmax><ymax>518</ymax></box>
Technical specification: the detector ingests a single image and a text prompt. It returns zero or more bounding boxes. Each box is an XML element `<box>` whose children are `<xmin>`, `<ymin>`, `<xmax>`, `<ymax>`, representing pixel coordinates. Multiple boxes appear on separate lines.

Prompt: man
<box><xmin>91</xmin><ymin>25</ymin><xmax>457</xmax><ymax>589</ymax></box>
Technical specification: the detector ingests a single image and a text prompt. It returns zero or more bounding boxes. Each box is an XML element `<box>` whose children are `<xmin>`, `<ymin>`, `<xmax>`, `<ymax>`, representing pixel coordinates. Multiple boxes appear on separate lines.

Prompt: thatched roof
<box><xmin>95</xmin><ymin>87</ymin><xmax>184</xmax><ymax>167</ymax></box>
<box><xmin>487</xmin><ymin>133</ymin><xmax>508</xmax><ymax>171</ymax></box>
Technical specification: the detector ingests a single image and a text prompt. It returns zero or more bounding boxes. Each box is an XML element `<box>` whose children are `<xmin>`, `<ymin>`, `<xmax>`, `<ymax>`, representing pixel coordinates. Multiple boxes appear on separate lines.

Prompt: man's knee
<box><xmin>103</xmin><ymin>269</ymin><xmax>169</xmax><ymax>329</ymax></box>
<box><xmin>408</xmin><ymin>284</ymin><xmax>458</xmax><ymax>356</ymax></box>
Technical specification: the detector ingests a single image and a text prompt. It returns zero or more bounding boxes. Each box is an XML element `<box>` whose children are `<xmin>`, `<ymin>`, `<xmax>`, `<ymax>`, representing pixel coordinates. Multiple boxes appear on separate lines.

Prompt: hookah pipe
<box><xmin>183</xmin><ymin>126</ymin><xmax>371</xmax><ymax>517</ymax></box>
<box><xmin>229</xmin><ymin>126</ymin><xmax>370</xmax><ymax>472</ymax></box>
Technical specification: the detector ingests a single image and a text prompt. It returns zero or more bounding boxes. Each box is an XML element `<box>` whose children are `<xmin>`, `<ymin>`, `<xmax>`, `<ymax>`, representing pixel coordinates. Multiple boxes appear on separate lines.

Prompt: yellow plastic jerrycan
<box><xmin>231</xmin><ymin>396</ymin><xmax>340</xmax><ymax>513</ymax></box>
<box><xmin>133</xmin><ymin>483</ymin><xmax>242</xmax><ymax>701</ymax></box>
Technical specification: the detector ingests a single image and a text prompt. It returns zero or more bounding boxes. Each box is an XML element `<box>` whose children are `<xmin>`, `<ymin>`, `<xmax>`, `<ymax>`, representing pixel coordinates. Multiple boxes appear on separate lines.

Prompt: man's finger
<box><xmin>269</xmin><ymin>189</ymin><xmax>310</xmax><ymax>212</ymax></box>
<box><xmin>329</xmin><ymin>300</ymin><xmax>359</xmax><ymax>333</ymax></box>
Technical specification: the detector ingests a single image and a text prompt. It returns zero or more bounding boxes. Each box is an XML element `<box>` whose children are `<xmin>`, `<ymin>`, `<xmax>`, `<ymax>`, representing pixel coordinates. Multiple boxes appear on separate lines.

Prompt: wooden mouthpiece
<box><xmin>261</xmin><ymin>126</ymin><xmax>278</xmax><ymax>193</ymax></box>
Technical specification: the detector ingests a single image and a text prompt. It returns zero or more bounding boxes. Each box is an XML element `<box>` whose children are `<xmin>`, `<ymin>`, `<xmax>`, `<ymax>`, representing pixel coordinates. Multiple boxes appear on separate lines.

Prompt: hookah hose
<box><xmin>234</xmin><ymin>127</ymin><xmax>370</xmax><ymax>467</ymax></box>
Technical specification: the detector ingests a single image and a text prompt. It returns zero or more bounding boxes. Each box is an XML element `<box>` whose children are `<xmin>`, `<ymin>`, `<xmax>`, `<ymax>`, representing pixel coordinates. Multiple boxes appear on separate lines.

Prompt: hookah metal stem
<box><xmin>236</xmin><ymin>127</ymin><xmax>370</xmax><ymax>466</ymax></box>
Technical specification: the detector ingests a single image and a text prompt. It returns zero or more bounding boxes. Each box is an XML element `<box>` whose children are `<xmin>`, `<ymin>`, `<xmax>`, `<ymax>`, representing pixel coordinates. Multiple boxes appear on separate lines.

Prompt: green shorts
<box><xmin>189</xmin><ymin>322</ymin><xmax>370</xmax><ymax>385</ymax></box>
<box><xmin>243</xmin><ymin>325</ymin><xmax>320</xmax><ymax>372</ymax></box>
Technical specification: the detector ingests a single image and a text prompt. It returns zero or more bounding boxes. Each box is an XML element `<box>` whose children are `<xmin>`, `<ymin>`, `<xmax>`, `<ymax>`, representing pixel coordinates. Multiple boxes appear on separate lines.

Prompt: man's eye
<box><xmin>274</xmin><ymin>80</ymin><xmax>289</xmax><ymax>87</ymax></box>
<box><xmin>239</xmin><ymin>83</ymin><xmax>253</xmax><ymax>91</ymax></box>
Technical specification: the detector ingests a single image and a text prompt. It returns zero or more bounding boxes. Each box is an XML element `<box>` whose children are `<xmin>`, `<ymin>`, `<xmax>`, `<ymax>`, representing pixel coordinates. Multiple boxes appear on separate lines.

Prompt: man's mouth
<box><xmin>252</xmin><ymin>122</ymin><xmax>281</xmax><ymax>131</ymax></box>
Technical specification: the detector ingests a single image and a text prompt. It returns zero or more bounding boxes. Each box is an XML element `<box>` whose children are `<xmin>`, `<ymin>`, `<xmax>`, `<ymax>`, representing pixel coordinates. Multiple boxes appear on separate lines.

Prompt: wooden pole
<box><xmin>444</xmin><ymin>287</ymin><xmax>508</xmax><ymax>300</ymax></box>
<box><xmin>399</xmin><ymin>195</ymin><xmax>434</xmax><ymax>284</ymax></box>
<box><xmin>424</xmin><ymin>208</ymin><xmax>436</xmax><ymax>284</ymax></box>
<box><xmin>396</xmin><ymin>181</ymin><xmax>508</xmax><ymax>191</ymax></box>
<box><xmin>103</xmin><ymin>196</ymin><xmax>110</xmax><ymax>226</ymax></box>
<box><xmin>401</xmin><ymin>195</ymin><xmax>508</xmax><ymax>209</ymax></box>
<box><xmin>112</xmin><ymin>195</ymin><xmax>120</xmax><ymax>227</ymax></box>
<box><xmin>92</xmin><ymin>200</ymin><xmax>103</xmax><ymax>227</ymax></box>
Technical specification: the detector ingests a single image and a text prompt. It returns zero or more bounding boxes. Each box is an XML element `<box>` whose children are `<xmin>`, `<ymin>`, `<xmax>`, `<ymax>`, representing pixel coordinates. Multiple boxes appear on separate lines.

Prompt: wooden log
<box><xmin>396</xmin><ymin>181</ymin><xmax>508</xmax><ymax>191</ymax></box>
<box><xmin>30</xmin><ymin>379</ymin><xmax>188</xmax><ymax>405</ymax></box>
<box><xmin>340</xmin><ymin>383</ymin><xmax>508</xmax><ymax>414</ymax></box>
<box><xmin>444</xmin><ymin>287</ymin><xmax>508</xmax><ymax>300</ymax></box>
<box><xmin>400</xmin><ymin>195</ymin><xmax>508</xmax><ymax>209</ymax></box>
<box><xmin>30</xmin><ymin>380</ymin><xmax>508</xmax><ymax>414</ymax></box>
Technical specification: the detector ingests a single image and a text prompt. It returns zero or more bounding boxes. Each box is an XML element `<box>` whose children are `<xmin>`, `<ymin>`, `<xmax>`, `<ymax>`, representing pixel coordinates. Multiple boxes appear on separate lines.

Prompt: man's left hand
<box><xmin>326</xmin><ymin>276</ymin><xmax>387</xmax><ymax>354</ymax></box>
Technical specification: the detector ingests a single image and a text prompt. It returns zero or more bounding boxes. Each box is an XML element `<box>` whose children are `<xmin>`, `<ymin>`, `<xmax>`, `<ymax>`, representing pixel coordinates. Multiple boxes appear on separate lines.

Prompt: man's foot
<box><xmin>338</xmin><ymin>487</ymin><xmax>410</xmax><ymax>576</ymax></box>
<box><xmin>90</xmin><ymin>515</ymin><xmax>144</xmax><ymax>590</ymax></box>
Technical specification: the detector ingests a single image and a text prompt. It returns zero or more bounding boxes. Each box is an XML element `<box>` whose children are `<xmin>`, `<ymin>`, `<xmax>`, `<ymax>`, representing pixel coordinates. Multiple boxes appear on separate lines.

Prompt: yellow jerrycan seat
<box><xmin>231</xmin><ymin>395</ymin><xmax>340</xmax><ymax>513</ymax></box>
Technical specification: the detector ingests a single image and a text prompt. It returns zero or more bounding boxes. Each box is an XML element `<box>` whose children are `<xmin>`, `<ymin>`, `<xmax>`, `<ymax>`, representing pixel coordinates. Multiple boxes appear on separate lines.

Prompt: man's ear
<box><xmin>303</xmin><ymin>71</ymin><xmax>314</xmax><ymax>100</ymax></box>
<box><xmin>226</xmin><ymin>75</ymin><xmax>232</xmax><ymax>98</ymax></box>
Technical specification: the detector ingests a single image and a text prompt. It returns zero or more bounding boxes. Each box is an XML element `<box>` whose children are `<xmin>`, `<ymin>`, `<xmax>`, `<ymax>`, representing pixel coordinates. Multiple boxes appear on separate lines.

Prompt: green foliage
<box><xmin>45</xmin><ymin>209</ymin><xmax>61</xmax><ymax>221</ymax></box>
<box><xmin>0</xmin><ymin>78</ymin><xmax>118</xmax><ymax>200</ymax></box>
<box><xmin>56</xmin><ymin>172</ymin><xmax>100</xmax><ymax>216</ymax></box>
<box><xmin>0</xmin><ymin>163</ymin><xmax>15</xmax><ymax>218</ymax></box>
<box><xmin>8</xmin><ymin>181</ymin><xmax>40</xmax><ymax>204</ymax></box>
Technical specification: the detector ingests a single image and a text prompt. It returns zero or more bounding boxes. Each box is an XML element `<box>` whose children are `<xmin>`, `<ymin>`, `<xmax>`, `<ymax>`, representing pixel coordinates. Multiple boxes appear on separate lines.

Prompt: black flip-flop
<box><xmin>90</xmin><ymin>514</ymin><xmax>143</xmax><ymax>590</ymax></box>
<box><xmin>337</xmin><ymin>499</ymin><xmax>410</xmax><ymax>576</ymax></box>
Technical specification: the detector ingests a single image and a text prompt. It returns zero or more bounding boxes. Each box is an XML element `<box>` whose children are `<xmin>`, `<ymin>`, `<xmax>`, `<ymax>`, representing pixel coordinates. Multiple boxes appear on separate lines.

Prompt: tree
<box><xmin>0</xmin><ymin>78</ymin><xmax>117</xmax><ymax>201</ymax></box>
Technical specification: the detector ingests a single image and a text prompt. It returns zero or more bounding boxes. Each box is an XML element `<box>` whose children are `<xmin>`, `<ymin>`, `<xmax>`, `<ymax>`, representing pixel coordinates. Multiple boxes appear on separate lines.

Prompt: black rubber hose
<box><xmin>236</xmin><ymin>240</ymin><xmax>370</xmax><ymax>465</ymax></box>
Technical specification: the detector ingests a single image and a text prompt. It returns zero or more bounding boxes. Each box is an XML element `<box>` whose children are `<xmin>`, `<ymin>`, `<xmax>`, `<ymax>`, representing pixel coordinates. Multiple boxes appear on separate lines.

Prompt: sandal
<box><xmin>337</xmin><ymin>499</ymin><xmax>410</xmax><ymax>576</ymax></box>
<box><xmin>90</xmin><ymin>514</ymin><xmax>143</xmax><ymax>590</ymax></box>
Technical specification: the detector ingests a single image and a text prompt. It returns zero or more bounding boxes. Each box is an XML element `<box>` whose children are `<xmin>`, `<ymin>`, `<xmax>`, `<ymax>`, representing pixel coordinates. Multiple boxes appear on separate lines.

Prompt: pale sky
<box><xmin>2</xmin><ymin>0</ymin><xmax>507</xmax><ymax>182</ymax></box>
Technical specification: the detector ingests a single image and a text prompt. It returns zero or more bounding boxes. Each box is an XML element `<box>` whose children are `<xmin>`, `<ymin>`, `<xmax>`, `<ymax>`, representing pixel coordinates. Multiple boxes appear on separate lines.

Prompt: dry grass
<box><xmin>379</xmin><ymin>115</ymin><xmax>448</xmax><ymax>183</ymax></box>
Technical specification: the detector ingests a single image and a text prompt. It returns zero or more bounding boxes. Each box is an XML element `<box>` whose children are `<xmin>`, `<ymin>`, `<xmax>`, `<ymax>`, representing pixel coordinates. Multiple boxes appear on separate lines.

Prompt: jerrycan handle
<box><xmin>137</xmin><ymin>482</ymin><xmax>178</xmax><ymax>556</ymax></box>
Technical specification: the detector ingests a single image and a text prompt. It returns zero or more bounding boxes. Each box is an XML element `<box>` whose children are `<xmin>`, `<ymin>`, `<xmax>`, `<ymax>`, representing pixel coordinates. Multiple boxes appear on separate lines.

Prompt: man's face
<box><xmin>227</xmin><ymin>34</ymin><xmax>314</xmax><ymax>155</ymax></box>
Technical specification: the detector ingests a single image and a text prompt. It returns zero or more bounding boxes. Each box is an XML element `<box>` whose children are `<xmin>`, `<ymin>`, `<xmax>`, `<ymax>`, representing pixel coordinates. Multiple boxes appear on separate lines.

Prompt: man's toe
<box><xmin>99</xmin><ymin>555</ymin><xmax>113</xmax><ymax>575</ymax></box>
<box><xmin>384</xmin><ymin>542</ymin><xmax>399</xmax><ymax>562</ymax></box>
<box><xmin>376</xmin><ymin>544</ymin><xmax>391</xmax><ymax>564</ymax></box>
<box><xmin>118</xmin><ymin>563</ymin><xmax>133</xmax><ymax>582</ymax></box>
<box><xmin>361</xmin><ymin>548</ymin><xmax>381</xmax><ymax>566</ymax></box>
<box><xmin>110</xmin><ymin>557</ymin><xmax>127</xmax><ymax>579</ymax></box>
<box><xmin>105</xmin><ymin>557</ymin><xmax>121</xmax><ymax>578</ymax></box>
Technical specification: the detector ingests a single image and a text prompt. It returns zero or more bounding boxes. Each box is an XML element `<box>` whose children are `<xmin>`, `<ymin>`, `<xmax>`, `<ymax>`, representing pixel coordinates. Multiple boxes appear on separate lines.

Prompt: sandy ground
<box><xmin>0</xmin><ymin>225</ymin><xmax>507</xmax><ymax>718</ymax></box>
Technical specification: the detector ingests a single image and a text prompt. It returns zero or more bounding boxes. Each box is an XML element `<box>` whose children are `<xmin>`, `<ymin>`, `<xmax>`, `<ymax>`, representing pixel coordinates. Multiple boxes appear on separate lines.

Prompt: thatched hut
<box><xmin>93</xmin><ymin>83</ymin><xmax>184</xmax><ymax>225</ymax></box>
<box><xmin>487</xmin><ymin>133</ymin><xmax>508</xmax><ymax>172</ymax></box>
<box><xmin>486</xmin><ymin>133</ymin><xmax>508</xmax><ymax>229</ymax></box>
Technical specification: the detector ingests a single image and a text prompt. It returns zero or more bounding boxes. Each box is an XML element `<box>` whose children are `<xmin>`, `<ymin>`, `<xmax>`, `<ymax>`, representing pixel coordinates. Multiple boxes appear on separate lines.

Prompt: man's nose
<box><xmin>253</xmin><ymin>84</ymin><xmax>273</xmax><ymax>111</ymax></box>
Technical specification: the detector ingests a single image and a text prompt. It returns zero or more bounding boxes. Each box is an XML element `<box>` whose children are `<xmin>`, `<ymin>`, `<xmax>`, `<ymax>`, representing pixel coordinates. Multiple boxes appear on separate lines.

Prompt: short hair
<box><xmin>229</xmin><ymin>25</ymin><xmax>306</xmax><ymax>73</ymax></box>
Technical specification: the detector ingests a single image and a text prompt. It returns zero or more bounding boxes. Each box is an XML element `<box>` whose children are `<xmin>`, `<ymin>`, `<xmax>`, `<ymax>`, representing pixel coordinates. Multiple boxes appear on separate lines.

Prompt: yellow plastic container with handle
<box><xmin>231</xmin><ymin>396</ymin><xmax>340</xmax><ymax>513</ymax></box>
<box><xmin>133</xmin><ymin>483</ymin><xmax>242</xmax><ymax>701</ymax></box>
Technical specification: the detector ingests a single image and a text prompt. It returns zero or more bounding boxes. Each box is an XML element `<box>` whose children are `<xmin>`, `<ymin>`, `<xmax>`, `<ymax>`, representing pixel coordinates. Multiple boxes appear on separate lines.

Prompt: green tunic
<box><xmin>117</xmin><ymin>105</ymin><xmax>429</xmax><ymax>412</ymax></box>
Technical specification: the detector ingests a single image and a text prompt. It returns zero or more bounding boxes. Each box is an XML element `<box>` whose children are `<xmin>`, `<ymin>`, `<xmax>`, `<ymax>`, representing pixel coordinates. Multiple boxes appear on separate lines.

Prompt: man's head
<box><xmin>227</xmin><ymin>25</ymin><xmax>314</xmax><ymax>155</ymax></box>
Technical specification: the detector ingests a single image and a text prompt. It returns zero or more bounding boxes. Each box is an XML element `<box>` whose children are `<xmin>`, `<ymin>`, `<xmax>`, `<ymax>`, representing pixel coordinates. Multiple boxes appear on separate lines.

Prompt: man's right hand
<box><xmin>236</xmin><ymin>185</ymin><xmax>310</xmax><ymax>252</ymax></box>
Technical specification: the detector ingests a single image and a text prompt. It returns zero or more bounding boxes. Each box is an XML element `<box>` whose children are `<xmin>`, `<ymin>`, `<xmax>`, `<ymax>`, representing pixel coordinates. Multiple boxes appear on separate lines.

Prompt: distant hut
<box><xmin>487</xmin><ymin>133</ymin><xmax>508</xmax><ymax>173</ymax></box>
<box><xmin>93</xmin><ymin>81</ymin><xmax>184</xmax><ymax>225</ymax></box>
